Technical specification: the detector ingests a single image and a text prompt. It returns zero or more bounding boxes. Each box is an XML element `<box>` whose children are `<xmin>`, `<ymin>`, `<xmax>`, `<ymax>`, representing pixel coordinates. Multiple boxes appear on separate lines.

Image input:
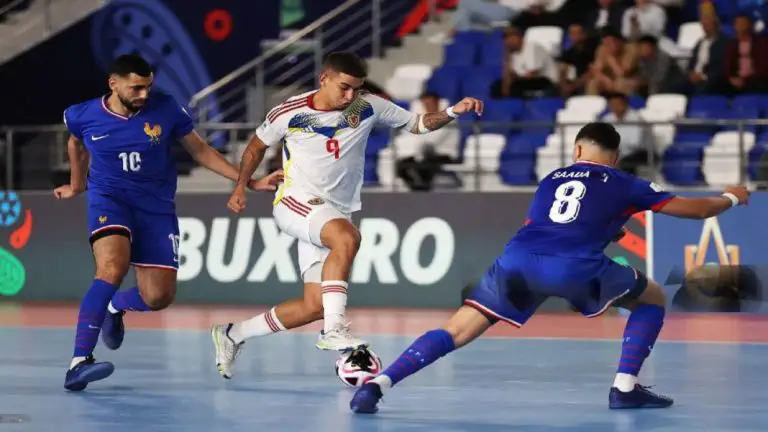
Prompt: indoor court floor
<box><xmin>1</xmin><ymin>303</ymin><xmax>768</xmax><ymax>431</ymax></box>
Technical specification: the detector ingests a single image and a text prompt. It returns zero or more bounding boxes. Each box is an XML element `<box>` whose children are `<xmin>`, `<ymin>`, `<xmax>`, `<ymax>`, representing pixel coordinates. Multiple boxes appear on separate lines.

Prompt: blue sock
<box><xmin>617</xmin><ymin>304</ymin><xmax>665</xmax><ymax>376</ymax></box>
<box><xmin>110</xmin><ymin>287</ymin><xmax>153</xmax><ymax>312</ymax></box>
<box><xmin>381</xmin><ymin>329</ymin><xmax>456</xmax><ymax>386</ymax></box>
<box><xmin>73</xmin><ymin>279</ymin><xmax>119</xmax><ymax>357</ymax></box>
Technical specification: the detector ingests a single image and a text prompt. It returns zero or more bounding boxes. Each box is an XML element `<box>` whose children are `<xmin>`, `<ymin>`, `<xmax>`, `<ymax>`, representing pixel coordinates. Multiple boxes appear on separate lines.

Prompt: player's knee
<box><xmin>329</xmin><ymin>228</ymin><xmax>361</xmax><ymax>260</ymax></box>
<box><xmin>139</xmin><ymin>285</ymin><xmax>176</xmax><ymax>310</ymax></box>
<box><xmin>95</xmin><ymin>262</ymin><xmax>130</xmax><ymax>285</ymax></box>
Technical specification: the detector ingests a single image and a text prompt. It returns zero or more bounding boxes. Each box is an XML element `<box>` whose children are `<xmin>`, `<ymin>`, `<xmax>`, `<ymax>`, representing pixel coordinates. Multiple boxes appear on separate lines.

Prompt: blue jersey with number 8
<box><xmin>507</xmin><ymin>161</ymin><xmax>674</xmax><ymax>260</ymax></box>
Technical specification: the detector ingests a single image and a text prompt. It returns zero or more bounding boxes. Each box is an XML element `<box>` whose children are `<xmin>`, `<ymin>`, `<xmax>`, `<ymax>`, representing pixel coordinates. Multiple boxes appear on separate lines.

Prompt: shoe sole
<box><xmin>609</xmin><ymin>402</ymin><xmax>673</xmax><ymax>409</ymax></box>
<box><xmin>64</xmin><ymin>363</ymin><xmax>115</xmax><ymax>392</ymax></box>
<box><xmin>210</xmin><ymin>326</ymin><xmax>232</xmax><ymax>379</ymax></box>
<box><xmin>315</xmin><ymin>341</ymin><xmax>369</xmax><ymax>352</ymax></box>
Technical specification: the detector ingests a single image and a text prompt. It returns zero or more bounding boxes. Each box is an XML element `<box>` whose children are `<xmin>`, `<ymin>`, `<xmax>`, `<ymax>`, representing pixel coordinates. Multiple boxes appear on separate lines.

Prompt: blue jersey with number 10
<box><xmin>507</xmin><ymin>161</ymin><xmax>674</xmax><ymax>260</ymax></box>
<box><xmin>63</xmin><ymin>91</ymin><xmax>194</xmax><ymax>214</ymax></box>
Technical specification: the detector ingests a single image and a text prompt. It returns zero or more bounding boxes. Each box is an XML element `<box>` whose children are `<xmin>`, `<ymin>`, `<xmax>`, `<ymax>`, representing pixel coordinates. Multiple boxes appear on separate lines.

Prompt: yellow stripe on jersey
<box><xmin>273</xmin><ymin>141</ymin><xmax>293</xmax><ymax>206</ymax></box>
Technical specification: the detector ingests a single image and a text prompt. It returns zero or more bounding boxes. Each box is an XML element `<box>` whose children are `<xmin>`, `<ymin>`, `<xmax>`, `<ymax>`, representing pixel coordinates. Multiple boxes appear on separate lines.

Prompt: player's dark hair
<box><xmin>419</xmin><ymin>91</ymin><xmax>441</xmax><ymax>101</ymax></box>
<box><xmin>323</xmin><ymin>52</ymin><xmax>368</xmax><ymax>79</ymax></box>
<box><xmin>575</xmin><ymin>122</ymin><xmax>621</xmax><ymax>151</ymax></box>
<box><xmin>109</xmin><ymin>54</ymin><xmax>153</xmax><ymax>78</ymax></box>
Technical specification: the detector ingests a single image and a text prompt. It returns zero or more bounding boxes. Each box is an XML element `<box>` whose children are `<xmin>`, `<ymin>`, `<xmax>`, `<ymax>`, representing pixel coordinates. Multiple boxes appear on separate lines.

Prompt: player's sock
<box><xmin>373</xmin><ymin>329</ymin><xmax>456</xmax><ymax>390</ymax></box>
<box><xmin>614</xmin><ymin>304</ymin><xmax>665</xmax><ymax>392</ymax></box>
<box><xmin>321</xmin><ymin>280</ymin><xmax>348</xmax><ymax>332</ymax></box>
<box><xmin>108</xmin><ymin>287</ymin><xmax>152</xmax><ymax>313</ymax></box>
<box><xmin>228</xmin><ymin>307</ymin><xmax>286</xmax><ymax>343</ymax></box>
<box><xmin>72</xmin><ymin>279</ymin><xmax>120</xmax><ymax>365</ymax></box>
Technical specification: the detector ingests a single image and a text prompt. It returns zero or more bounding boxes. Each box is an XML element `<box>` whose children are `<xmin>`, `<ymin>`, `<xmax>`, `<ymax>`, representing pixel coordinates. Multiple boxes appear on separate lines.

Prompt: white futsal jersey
<box><xmin>256</xmin><ymin>90</ymin><xmax>416</xmax><ymax>213</ymax></box>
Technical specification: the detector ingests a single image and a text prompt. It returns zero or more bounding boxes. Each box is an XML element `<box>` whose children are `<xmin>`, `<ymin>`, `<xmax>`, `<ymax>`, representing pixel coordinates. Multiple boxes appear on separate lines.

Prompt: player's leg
<box><xmin>351</xmin><ymin>260</ymin><xmax>544</xmax><ymax>414</ymax></box>
<box><xmin>573</xmin><ymin>260</ymin><xmax>672</xmax><ymax>409</ymax></box>
<box><xmin>101</xmin><ymin>212</ymin><xmax>179</xmax><ymax>350</ymax></box>
<box><xmin>65</xmin><ymin>204</ymin><xmax>132</xmax><ymax>391</ymax></box>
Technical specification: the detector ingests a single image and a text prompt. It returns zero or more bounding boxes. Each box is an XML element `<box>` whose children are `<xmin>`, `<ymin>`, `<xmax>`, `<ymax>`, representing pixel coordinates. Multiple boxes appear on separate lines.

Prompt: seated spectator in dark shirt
<box><xmin>724</xmin><ymin>14</ymin><xmax>768</xmax><ymax>95</ymax></box>
<box><xmin>686</xmin><ymin>13</ymin><xmax>728</xmax><ymax>95</ymax></box>
<box><xmin>491</xmin><ymin>26</ymin><xmax>558</xmax><ymax>99</ymax></box>
<box><xmin>637</xmin><ymin>35</ymin><xmax>687</xmax><ymax>95</ymax></box>
<box><xmin>584</xmin><ymin>0</ymin><xmax>627</xmax><ymax>36</ymax></box>
<box><xmin>557</xmin><ymin>23</ymin><xmax>598</xmax><ymax>97</ymax></box>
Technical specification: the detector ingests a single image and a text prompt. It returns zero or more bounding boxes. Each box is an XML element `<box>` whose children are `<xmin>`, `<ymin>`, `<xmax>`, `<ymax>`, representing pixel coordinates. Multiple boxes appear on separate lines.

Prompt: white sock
<box><xmin>371</xmin><ymin>375</ymin><xmax>392</xmax><ymax>391</ymax></box>
<box><xmin>321</xmin><ymin>280</ymin><xmax>348</xmax><ymax>332</ymax></box>
<box><xmin>228</xmin><ymin>307</ymin><xmax>285</xmax><ymax>344</ymax></box>
<box><xmin>613</xmin><ymin>373</ymin><xmax>638</xmax><ymax>392</ymax></box>
<box><xmin>70</xmin><ymin>356</ymin><xmax>87</xmax><ymax>370</ymax></box>
<box><xmin>107</xmin><ymin>301</ymin><xmax>118</xmax><ymax>314</ymax></box>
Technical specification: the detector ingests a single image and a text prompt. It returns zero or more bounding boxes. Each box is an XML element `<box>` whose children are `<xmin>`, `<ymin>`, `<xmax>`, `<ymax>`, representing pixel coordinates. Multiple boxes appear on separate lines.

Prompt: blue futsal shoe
<box><xmin>609</xmin><ymin>385</ymin><xmax>674</xmax><ymax>409</ymax></box>
<box><xmin>350</xmin><ymin>382</ymin><xmax>384</xmax><ymax>414</ymax></box>
<box><xmin>101</xmin><ymin>311</ymin><xmax>125</xmax><ymax>350</ymax></box>
<box><xmin>64</xmin><ymin>355</ymin><xmax>115</xmax><ymax>391</ymax></box>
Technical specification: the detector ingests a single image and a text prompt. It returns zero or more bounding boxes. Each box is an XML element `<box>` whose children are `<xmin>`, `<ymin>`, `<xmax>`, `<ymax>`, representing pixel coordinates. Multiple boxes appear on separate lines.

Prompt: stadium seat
<box><xmin>676</xmin><ymin>22</ymin><xmax>704</xmax><ymax>52</ymax></box>
<box><xmin>684</xmin><ymin>95</ymin><xmax>729</xmax><ymax>134</ymax></box>
<box><xmin>443</xmin><ymin>42</ymin><xmax>477</xmax><ymax>66</ymax></box>
<box><xmin>424</xmin><ymin>67</ymin><xmax>463</xmax><ymax>102</ymax></box>
<box><xmin>640</xmin><ymin>109</ymin><xmax>678</xmax><ymax>153</ymax></box>
<box><xmin>564</xmin><ymin>95</ymin><xmax>607</xmax><ymax>119</ymax></box>
<box><xmin>536</xmin><ymin>109</ymin><xmax>592</xmax><ymax>181</ymax></box>
<box><xmin>393</xmin><ymin>64</ymin><xmax>433</xmax><ymax>81</ymax></box>
<box><xmin>409</xmin><ymin>97</ymin><xmax>450</xmax><ymax>114</ymax></box>
<box><xmin>646</xmin><ymin>94</ymin><xmax>687</xmax><ymax>118</ymax></box>
<box><xmin>479</xmin><ymin>32</ymin><xmax>504</xmax><ymax>65</ymax></box>
<box><xmin>461</xmin><ymin>134</ymin><xmax>507</xmax><ymax>189</ymax></box>
<box><xmin>662</xmin><ymin>145</ymin><xmax>705</xmax><ymax>185</ymax></box>
<box><xmin>385</xmin><ymin>64</ymin><xmax>435</xmax><ymax>100</ymax></box>
<box><xmin>524</xmin><ymin>26</ymin><xmax>563</xmax><ymax>57</ymax></box>
<box><xmin>702</xmin><ymin>132</ymin><xmax>756</xmax><ymax>185</ymax></box>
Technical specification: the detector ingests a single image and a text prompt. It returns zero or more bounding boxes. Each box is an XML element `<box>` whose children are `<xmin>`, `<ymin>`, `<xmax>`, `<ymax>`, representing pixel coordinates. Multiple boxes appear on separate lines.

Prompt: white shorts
<box><xmin>273</xmin><ymin>190</ymin><xmax>351</xmax><ymax>283</ymax></box>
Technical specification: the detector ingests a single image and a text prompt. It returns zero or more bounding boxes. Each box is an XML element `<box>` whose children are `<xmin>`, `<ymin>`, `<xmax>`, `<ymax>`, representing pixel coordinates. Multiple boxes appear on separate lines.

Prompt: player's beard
<box><xmin>118</xmin><ymin>95</ymin><xmax>145</xmax><ymax>113</ymax></box>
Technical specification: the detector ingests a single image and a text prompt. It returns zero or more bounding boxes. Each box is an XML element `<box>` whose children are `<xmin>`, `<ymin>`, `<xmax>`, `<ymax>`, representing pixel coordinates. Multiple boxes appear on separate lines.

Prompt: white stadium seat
<box><xmin>564</xmin><ymin>95</ymin><xmax>607</xmax><ymax>118</ymax></box>
<box><xmin>703</xmin><ymin>132</ymin><xmax>756</xmax><ymax>185</ymax></box>
<box><xmin>677</xmin><ymin>22</ymin><xmax>704</xmax><ymax>52</ymax></box>
<box><xmin>524</xmin><ymin>26</ymin><xmax>563</xmax><ymax>56</ymax></box>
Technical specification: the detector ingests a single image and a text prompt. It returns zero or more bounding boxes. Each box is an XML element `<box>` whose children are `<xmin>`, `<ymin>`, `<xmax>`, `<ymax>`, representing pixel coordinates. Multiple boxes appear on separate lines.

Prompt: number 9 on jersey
<box><xmin>549</xmin><ymin>180</ymin><xmax>586</xmax><ymax>224</ymax></box>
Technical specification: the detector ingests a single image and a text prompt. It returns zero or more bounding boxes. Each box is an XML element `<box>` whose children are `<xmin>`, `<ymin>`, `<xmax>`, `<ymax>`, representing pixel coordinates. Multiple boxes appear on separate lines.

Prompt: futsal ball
<box><xmin>0</xmin><ymin>191</ymin><xmax>22</xmax><ymax>227</ymax></box>
<box><xmin>335</xmin><ymin>348</ymin><xmax>382</xmax><ymax>388</ymax></box>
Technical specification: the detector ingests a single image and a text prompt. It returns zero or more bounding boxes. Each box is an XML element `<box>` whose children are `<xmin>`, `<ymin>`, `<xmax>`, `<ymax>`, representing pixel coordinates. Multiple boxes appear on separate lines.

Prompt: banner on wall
<box><xmin>652</xmin><ymin>193</ymin><xmax>767</xmax><ymax>312</ymax></box>
<box><xmin>0</xmin><ymin>192</ymin><xmax>645</xmax><ymax>310</ymax></box>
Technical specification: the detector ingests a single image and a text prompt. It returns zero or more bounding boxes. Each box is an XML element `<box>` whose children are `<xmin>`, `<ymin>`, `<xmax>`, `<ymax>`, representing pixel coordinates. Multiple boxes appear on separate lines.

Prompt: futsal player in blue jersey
<box><xmin>351</xmin><ymin>122</ymin><xmax>750</xmax><ymax>413</ymax></box>
<box><xmin>54</xmin><ymin>54</ymin><xmax>282</xmax><ymax>391</ymax></box>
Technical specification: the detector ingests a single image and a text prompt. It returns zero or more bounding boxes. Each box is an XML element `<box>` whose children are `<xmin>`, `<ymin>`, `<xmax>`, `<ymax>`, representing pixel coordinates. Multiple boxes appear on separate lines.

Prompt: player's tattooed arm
<box><xmin>414</xmin><ymin>111</ymin><xmax>455</xmax><ymax>133</ymax></box>
<box><xmin>407</xmin><ymin>97</ymin><xmax>484</xmax><ymax>134</ymax></box>
<box><xmin>68</xmin><ymin>136</ymin><xmax>89</xmax><ymax>193</ymax></box>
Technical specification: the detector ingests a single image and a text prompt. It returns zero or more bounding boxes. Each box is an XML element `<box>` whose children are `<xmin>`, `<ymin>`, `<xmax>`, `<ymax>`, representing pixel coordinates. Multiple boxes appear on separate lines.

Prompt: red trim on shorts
<box><xmin>284</xmin><ymin>196</ymin><xmax>312</xmax><ymax>213</ymax></box>
<box><xmin>130</xmin><ymin>262</ymin><xmax>178</xmax><ymax>272</ymax></box>
<box><xmin>280</xmin><ymin>198</ymin><xmax>309</xmax><ymax>217</ymax></box>
<box><xmin>463</xmin><ymin>300</ymin><xmax>522</xmax><ymax>328</ymax></box>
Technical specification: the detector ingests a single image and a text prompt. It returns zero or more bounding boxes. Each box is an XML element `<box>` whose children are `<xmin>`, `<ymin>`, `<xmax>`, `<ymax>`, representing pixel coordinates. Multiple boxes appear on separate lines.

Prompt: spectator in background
<box><xmin>622</xmin><ymin>0</ymin><xmax>666</xmax><ymax>41</ymax></box>
<box><xmin>724</xmin><ymin>14</ymin><xmax>768</xmax><ymax>95</ymax></box>
<box><xmin>601</xmin><ymin>92</ymin><xmax>655</xmax><ymax>175</ymax></box>
<box><xmin>637</xmin><ymin>35</ymin><xmax>687</xmax><ymax>95</ymax></box>
<box><xmin>585</xmin><ymin>0</ymin><xmax>626</xmax><ymax>36</ymax></box>
<box><xmin>686</xmin><ymin>14</ymin><xmax>728</xmax><ymax>95</ymax></box>
<box><xmin>510</xmin><ymin>0</ymin><xmax>567</xmax><ymax>32</ymax></box>
<box><xmin>557</xmin><ymin>23</ymin><xmax>598</xmax><ymax>97</ymax></box>
<box><xmin>587</xmin><ymin>30</ymin><xmax>639</xmax><ymax>95</ymax></box>
<box><xmin>396</xmin><ymin>92</ymin><xmax>460</xmax><ymax>190</ymax></box>
<box><xmin>491</xmin><ymin>26</ymin><xmax>558</xmax><ymax>98</ymax></box>
<box><xmin>429</xmin><ymin>0</ymin><xmax>520</xmax><ymax>44</ymax></box>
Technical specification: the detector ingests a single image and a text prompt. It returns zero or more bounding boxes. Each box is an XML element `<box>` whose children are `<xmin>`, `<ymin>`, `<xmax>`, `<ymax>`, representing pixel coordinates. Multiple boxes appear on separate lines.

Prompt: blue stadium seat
<box><xmin>627</xmin><ymin>95</ymin><xmax>646</xmax><ymax>110</ymax></box>
<box><xmin>500</xmin><ymin>158</ymin><xmax>537</xmax><ymax>185</ymax></box>
<box><xmin>460</xmin><ymin>67</ymin><xmax>501</xmax><ymax>100</ymax></box>
<box><xmin>713</xmin><ymin>0</ymin><xmax>738</xmax><ymax>21</ymax></box>
<box><xmin>443</xmin><ymin>42</ymin><xmax>477</xmax><ymax>66</ymax></box>
<box><xmin>732</xmin><ymin>94</ymin><xmax>768</xmax><ymax>114</ymax></box>
<box><xmin>453</xmin><ymin>31</ymin><xmax>487</xmax><ymax>49</ymax></box>
<box><xmin>366</xmin><ymin>132</ymin><xmax>389</xmax><ymax>156</ymax></box>
<box><xmin>684</xmin><ymin>95</ymin><xmax>729</xmax><ymax>134</ymax></box>
<box><xmin>662</xmin><ymin>145</ymin><xmax>705</xmax><ymax>185</ymax></box>
<box><xmin>723</xmin><ymin>108</ymin><xmax>761</xmax><ymax>134</ymax></box>
<box><xmin>426</xmin><ymin>67</ymin><xmax>465</xmax><ymax>102</ymax></box>
<box><xmin>363</xmin><ymin>155</ymin><xmax>379</xmax><ymax>185</ymax></box>
<box><xmin>394</xmin><ymin>100</ymin><xmax>410</xmax><ymax>111</ymax></box>
<box><xmin>521</xmin><ymin>98</ymin><xmax>564</xmax><ymax>135</ymax></box>
<box><xmin>748</xmin><ymin>146</ymin><xmax>766</xmax><ymax>181</ymax></box>
<box><xmin>673</xmin><ymin>132</ymin><xmax>714</xmax><ymax>149</ymax></box>
<box><xmin>479</xmin><ymin>32</ymin><xmax>504</xmax><ymax>66</ymax></box>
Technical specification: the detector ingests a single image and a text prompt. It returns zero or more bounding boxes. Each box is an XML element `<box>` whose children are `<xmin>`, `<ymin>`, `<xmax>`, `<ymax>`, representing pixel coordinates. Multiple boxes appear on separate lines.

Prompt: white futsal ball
<box><xmin>335</xmin><ymin>348</ymin><xmax>382</xmax><ymax>388</ymax></box>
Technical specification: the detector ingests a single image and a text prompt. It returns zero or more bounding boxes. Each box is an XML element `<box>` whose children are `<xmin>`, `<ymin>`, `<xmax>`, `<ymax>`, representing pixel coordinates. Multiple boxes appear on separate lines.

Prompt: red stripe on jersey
<box><xmin>280</xmin><ymin>199</ymin><xmax>309</xmax><ymax>217</ymax></box>
<box><xmin>650</xmin><ymin>197</ymin><xmax>674</xmax><ymax>212</ymax></box>
<box><xmin>284</xmin><ymin>196</ymin><xmax>312</xmax><ymax>213</ymax></box>
<box><xmin>267</xmin><ymin>100</ymin><xmax>307</xmax><ymax>123</ymax></box>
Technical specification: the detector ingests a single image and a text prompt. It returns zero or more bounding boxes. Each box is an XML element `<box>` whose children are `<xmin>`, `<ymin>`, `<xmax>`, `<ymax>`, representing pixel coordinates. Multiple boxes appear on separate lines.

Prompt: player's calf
<box><xmin>610</xmin><ymin>280</ymin><xmax>672</xmax><ymax>409</ymax></box>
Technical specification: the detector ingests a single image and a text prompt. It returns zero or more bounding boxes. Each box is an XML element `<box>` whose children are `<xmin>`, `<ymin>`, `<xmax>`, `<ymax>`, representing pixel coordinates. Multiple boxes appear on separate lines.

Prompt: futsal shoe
<box><xmin>64</xmin><ymin>356</ymin><xmax>115</xmax><ymax>391</ymax></box>
<box><xmin>101</xmin><ymin>311</ymin><xmax>125</xmax><ymax>350</ymax></box>
<box><xmin>350</xmin><ymin>382</ymin><xmax>383</xmax><ymax>414</ymax></box>
<box><xmin>609</xmin><ymin>385</ymin><xmax>674</xmax><ymax>409</ymax></box>
<box><xmin>211</xmin><ymin>323</ymin><xmax>243</xmax><ymax>379</ymax></box>
<box><xmin>316</xmin><ymin>322</ymin><xmax>368</xmax><ymax>351</ymax></box>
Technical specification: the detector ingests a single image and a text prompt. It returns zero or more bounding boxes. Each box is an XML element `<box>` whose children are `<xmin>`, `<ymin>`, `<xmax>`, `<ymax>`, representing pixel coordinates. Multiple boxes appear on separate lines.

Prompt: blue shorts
<box><xmin>464</xmin><ymin>251</ymin><xmax>647</xmax><ymax>327</ymax></box>
<box><xmin>88</xmin><ymin>192</ymin><xmax>180</xmax><ymax>270</ymax></box>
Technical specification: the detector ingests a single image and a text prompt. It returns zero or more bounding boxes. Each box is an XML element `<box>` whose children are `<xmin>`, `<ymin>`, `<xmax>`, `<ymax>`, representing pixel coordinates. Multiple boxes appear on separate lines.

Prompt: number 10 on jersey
<box><xmin>326</xmin><ymin>139</ymin><xmax>340</xmax><ymax>159</ymax></box>
<box><xmin>549</xmin><ymin>180</ymin><xmax>586</xmax><ymax>224</ymax></box>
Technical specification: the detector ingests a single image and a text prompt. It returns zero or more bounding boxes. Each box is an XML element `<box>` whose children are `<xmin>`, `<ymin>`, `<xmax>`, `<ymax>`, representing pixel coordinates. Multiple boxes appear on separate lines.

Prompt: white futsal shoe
<box><xmin>211</xmin><ymin>323</ymin><xmax>243</xmax><ymax>379</ymax></box>
<box><xmin>316</xmin><ymin>322</ymin><xmax>368</xmax><ymax>351</ymax></box>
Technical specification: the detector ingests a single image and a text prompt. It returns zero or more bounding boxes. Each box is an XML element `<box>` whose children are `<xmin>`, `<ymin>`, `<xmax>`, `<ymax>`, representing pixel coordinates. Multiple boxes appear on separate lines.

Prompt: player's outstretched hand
<box><xmin>248</xmin><ymin>169</ymin><xmax>284</xmax><ymax>192</ymax></box>
<box><xmin>724</xmin><ymin>185</ymin><xmax>750</xmax><ymax>205</ymax></box>
<box><xmin>227</xmin><ymin>187</ymin><xmax>247</xmax><ymax>214</ymax></box>
<box><xmin>53</xmin><ymin>185</ymin><xmax>83</xmax><ymax>200</ymax></box>
<box><xmin>452</xmin><ymin>97</ymin><xmax>484</xmax><ymax>117</ymax></box>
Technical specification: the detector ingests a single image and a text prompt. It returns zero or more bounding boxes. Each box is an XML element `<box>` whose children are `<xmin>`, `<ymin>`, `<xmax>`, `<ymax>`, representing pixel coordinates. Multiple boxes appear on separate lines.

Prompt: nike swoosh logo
<box><xmin>88</xmin><ymin>325</ymin><xmax>100</xmax><ymax>329</ymax></box>
<box><xmin>92</xmin><ymin>135</ymin><xmax>109</xmax><ymax>141</ymax></box>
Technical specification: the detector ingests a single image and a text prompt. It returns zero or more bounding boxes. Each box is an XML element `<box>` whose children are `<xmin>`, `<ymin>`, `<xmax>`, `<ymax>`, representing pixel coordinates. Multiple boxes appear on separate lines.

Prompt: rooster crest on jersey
<box><xmin>143</xmin><ymin>122</ymin><xmax>162</xmax><ymax>144</ymax></box>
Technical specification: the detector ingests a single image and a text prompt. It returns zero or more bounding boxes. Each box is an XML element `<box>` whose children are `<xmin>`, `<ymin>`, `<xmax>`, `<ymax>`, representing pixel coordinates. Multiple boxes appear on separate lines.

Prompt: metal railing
<box><xmin>3</xmin><ymin>118</ymin><xmax>768</xmax><ymax>192</ymax></box>
<box><xmin>189</xmin><ymin>0</ymin><xmax>436</xmax><ymax>126</ymax></box>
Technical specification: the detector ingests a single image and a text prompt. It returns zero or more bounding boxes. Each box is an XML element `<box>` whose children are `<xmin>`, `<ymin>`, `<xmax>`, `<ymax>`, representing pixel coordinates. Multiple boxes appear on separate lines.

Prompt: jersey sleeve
<box><xmin>369</xmin><ymin>94</ymin><xmax>416</xmax><ymax>129</ymax></box>
<box><xmin>62</xmin><ymin>107</ymin><xmax>83</xmax><ymax>140</ymax></box>
<box><xmin>628</xmin><ymin>178</ymin><xmax>675</xmax><ymax>212</ymax></box>
<box><xmin>255</xmin><ymin>106</ymin><xmax>289</xmax><ymax>147</ymax></box>
<box><xmin>169</xmin><ymin>100</ymin><xmax>195</xmax><ymax>139</ymax></box>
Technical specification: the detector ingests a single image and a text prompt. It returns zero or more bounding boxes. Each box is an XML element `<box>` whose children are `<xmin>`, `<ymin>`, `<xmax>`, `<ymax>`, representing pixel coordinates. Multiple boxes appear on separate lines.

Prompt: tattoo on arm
<box><xmin>411</xmin><ymin>111</ymin><xmax>455</xmax><ymax>133</ymax></box>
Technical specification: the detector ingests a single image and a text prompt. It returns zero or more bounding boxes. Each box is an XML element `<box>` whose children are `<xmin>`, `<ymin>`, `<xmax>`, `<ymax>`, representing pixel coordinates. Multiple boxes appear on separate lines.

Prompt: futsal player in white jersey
<box><xmin>210</xmin><ymin>51</ymin><xmax>483</xmax><ymax>378</ymax></box>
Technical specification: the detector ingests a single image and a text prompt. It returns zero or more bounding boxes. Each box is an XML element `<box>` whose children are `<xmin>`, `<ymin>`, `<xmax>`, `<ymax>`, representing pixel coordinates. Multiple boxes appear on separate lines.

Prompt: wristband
<box><xmin>722</xmin><ymin>192</ymin><xmax>739</xmax><ymax>207</ymax></box>
<box><xmin>446</xmin><ymin>106</ymin><xmax>459</xmax><ymax>118</ymax></box>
